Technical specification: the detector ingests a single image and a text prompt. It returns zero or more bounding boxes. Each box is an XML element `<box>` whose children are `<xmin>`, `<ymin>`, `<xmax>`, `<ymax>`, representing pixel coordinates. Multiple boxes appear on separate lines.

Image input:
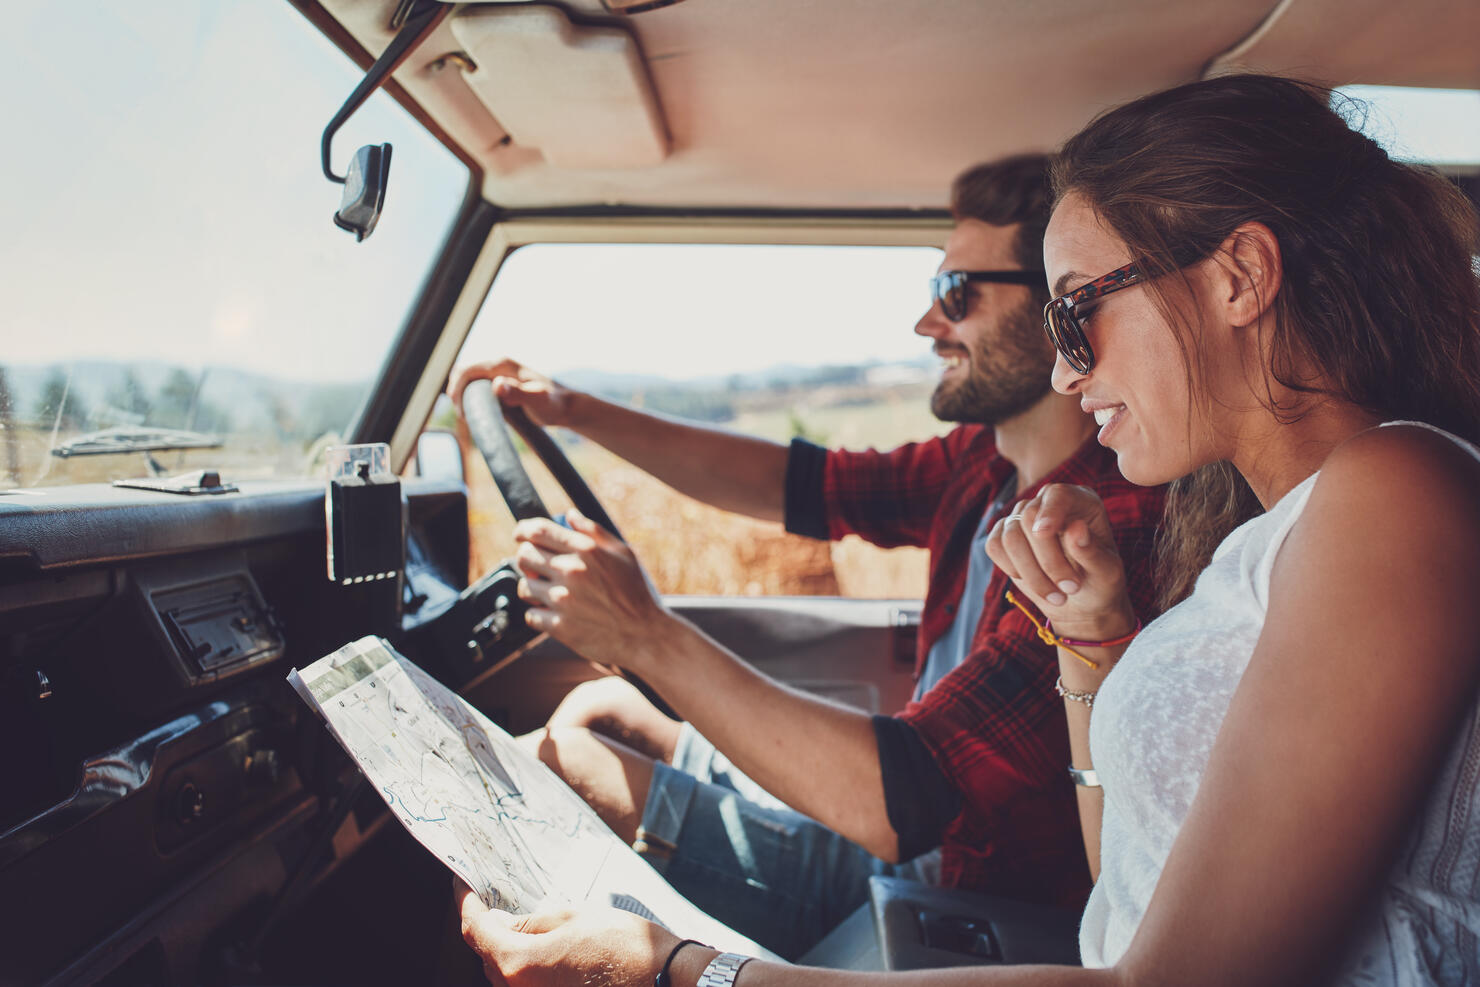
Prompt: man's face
<box><xmin>915</xmin><ymin>219</ymin><xmax>1056</xmax><ymax>425</ymax></box>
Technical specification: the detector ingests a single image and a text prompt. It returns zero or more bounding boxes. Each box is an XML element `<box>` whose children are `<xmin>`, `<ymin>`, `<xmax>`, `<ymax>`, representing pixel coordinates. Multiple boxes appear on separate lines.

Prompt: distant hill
<box><xmin>1</xmin><ymin>360</ymin><xmax>366</xmax><ymax>441</ymax></box>
<box><xmin>559</xmin><ymin>356</ymin><xmax>935</xmax><ymax>397</ymax></box>
<box><xmin>0</xmin><ymin>355</ymin><xmax>935</xmax><ymax>436</ymax></box>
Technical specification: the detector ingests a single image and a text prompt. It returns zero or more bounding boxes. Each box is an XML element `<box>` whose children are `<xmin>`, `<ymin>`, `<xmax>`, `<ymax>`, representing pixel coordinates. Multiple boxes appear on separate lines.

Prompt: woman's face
<box><xmin>1043</xmin><ymin>192</ymin><xmax>1222</xmax><ymax>485</ymax></box>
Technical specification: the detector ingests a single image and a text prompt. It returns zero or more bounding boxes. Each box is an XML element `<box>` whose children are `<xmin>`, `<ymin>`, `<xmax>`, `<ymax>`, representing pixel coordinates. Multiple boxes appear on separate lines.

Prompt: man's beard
<box><xmin>930</xmin><ymin>298</ymin><xmax>1057</xmax><ymax>425</ymax></box>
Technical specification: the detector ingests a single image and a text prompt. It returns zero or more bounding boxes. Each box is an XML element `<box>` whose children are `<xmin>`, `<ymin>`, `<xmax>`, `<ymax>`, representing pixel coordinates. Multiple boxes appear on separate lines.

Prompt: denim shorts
<box><xmin>635</xmin><ymin>724</ymin><xmax>938</xmax><ymax>960</ymax></box>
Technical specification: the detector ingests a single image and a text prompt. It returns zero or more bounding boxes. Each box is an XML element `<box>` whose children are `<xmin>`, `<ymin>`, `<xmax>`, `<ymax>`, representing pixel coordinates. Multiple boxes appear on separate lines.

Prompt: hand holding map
<box><xmin>288</xmin><ymin>636</ymin><xmax>773</xmax><ymax>959</ymax></box>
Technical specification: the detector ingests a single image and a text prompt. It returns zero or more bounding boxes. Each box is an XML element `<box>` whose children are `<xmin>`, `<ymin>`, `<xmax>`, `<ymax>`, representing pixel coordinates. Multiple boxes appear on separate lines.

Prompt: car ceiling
<box><xmin>313</xmin><ymin>0</ymin><xmax>1480</xmax><ymax>213</ymax></box>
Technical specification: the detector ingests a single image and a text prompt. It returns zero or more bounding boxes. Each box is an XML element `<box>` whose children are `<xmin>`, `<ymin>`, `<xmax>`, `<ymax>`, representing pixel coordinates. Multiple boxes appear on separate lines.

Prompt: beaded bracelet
<box><xmin>1005</xmin><ymin>590</ymin><xmax>1141</xmax><ymax>670</ymax></box>
<box><xmin>1055</xmin><ymin>676</ymin><xmax>1097</xmax><ymax>709</ymax></box>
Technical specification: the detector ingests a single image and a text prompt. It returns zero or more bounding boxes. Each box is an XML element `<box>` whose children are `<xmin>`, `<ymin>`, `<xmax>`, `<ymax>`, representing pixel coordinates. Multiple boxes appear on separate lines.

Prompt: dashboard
<box><xmin>0</xmin><ymin>477</ymin><xmax>486</xmax><ymax>985</ymax></box>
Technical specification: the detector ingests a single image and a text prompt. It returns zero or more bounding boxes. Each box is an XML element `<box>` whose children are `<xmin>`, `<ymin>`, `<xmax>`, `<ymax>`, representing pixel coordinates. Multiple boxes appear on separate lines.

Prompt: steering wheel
<box><xmin>459</xmin><ymin>379</ymin><xmax>680</xmax><ymax>721</ymax></box>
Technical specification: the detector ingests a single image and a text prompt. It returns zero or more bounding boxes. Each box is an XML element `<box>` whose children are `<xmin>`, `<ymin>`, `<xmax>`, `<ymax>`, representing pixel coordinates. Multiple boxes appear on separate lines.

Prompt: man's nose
<box><xmin>914</xmin><ymin>302</ymin><xmax>950</xmax><ymax>340</ymax></box>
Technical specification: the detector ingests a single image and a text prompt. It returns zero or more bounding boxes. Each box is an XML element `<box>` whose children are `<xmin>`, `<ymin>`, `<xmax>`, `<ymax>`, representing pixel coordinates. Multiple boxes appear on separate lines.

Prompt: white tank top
<box><xmin>1081</xmin><ymin>423</ymin><xmax>1480</xmax><ymax>984</ymax></box>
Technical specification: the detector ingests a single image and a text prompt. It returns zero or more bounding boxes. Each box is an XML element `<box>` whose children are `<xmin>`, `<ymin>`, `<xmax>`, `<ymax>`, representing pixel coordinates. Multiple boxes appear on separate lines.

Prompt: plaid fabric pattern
<box><xmin>819</xmin><ymin>426</ymin><xmax>1166</xmax><ymax>908</ymax></box>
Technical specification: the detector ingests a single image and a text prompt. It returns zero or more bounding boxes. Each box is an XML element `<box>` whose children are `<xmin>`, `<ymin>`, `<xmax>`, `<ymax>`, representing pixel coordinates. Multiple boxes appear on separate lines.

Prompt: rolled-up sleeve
<box><xmin>783</xmin><ymin>427</ymin><xmax>992</xmax><ymax>549</ymax></box>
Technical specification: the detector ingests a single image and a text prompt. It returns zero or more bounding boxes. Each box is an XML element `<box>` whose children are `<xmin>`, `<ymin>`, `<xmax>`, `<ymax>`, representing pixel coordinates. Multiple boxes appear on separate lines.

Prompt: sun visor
<box><xmin>450</xmin><ymin>4</ymin><xmax>670</xmax><ymax>170</ymax></box>
<box><xmin>1205</xmin><ymin>0</ymin><xmax>1480</xmax><ymax>90</ymax></box>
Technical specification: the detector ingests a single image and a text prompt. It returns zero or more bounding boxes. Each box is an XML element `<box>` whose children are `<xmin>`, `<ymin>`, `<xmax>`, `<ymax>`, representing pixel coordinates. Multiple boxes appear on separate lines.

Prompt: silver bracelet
<box><xmin>1055</xmin><ymin>675</ymin><xmax>1096</xmax><ymax>709</ymax></box>
<box><xmin>697</xmin><ymin>951</ymin><xmax>752</xmax><ymax>987</ymax></box>
<box><xmin>1068</xmin><ymin>765</ymin><xmax>1101</xmax><ymax>788</ymax></box>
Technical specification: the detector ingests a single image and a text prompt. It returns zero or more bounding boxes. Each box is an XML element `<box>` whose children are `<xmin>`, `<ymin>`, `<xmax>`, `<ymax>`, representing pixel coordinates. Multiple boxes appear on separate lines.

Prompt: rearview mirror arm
<box><xmin>320</xmin><ymin>0</ymin><xmax>450</xmax><ymax>183</ymax></box>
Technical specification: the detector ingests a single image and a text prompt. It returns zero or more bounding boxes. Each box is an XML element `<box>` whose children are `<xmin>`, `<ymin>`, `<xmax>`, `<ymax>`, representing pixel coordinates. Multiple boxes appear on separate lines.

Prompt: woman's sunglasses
<box><xmin>931</xmin><ymin>269</ymin><xmax>1045</xmax><ymax>322</ymax></box>
<box><xmin>1042</xmin><ymin>262</ymin><xmax>1144</xmax><ymax>374</ymax></box>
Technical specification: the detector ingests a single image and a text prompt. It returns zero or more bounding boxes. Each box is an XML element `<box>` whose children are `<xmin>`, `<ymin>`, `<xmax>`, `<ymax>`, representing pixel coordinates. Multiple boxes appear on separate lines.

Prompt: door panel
<box><xmin>477</xmin><ymin>594</ymin><xmax>923</xmax><ymax>737</ymax></box>
<box><xmin>668</xmin><ymin>595</ymin><xmax>921</xmax><ymax>716</ymax></box>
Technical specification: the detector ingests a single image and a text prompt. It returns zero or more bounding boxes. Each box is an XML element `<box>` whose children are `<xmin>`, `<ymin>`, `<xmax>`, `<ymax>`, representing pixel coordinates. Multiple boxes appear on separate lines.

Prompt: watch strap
<box><xmin>696</xmin><ymin>951</ymin><xmax>752</xmax><ymax>987</ymax></box>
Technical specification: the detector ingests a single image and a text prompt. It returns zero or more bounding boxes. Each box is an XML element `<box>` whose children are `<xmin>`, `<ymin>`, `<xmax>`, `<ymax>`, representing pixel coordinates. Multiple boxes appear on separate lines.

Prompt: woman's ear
<box><xmin>1215</xmin><ymin>222</ymin><xmax>1283</xmax><ymax>329</ymax></box>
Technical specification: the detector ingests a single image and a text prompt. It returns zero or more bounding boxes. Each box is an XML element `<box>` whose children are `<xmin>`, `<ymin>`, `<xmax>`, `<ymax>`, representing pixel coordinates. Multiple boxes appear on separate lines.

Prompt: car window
<box><xmin>0</xmin><ymin>1</ymin><xmax>467</xmax><ymax>490</ymax></box>
<box><xmin>1336</xmin><ymin>85</ymin><xmax>1480</xmax><ymax>166</ymax></box>
<box><xmin>450</xmin><ymin>241</ymin><xmax>949</xmax><ymax>599</ymax></box>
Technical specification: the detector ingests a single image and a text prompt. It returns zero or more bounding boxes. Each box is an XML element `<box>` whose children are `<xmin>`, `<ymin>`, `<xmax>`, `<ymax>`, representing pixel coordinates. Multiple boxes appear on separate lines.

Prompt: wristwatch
<box><xmin>697</xmin><ymin>951</ymin><xmax>752</xmax><ymax>987</ymax></box>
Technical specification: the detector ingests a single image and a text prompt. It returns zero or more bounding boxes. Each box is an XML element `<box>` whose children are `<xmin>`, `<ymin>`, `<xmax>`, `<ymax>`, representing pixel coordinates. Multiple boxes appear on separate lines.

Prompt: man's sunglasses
<box><xmin>1042</xmin><ymin>262</ymin><xmax>1145</xmax><ymax>374</ymax></box>
<box><xmin>931</xmin><ymin>269</ymin><xmax>1045</xmax><ymax>322</ymax></box>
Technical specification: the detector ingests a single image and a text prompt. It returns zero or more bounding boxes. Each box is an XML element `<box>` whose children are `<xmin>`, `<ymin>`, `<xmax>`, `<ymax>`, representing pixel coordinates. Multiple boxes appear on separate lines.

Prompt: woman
<box><xmin>460</xmin><ymin>74</ymin><xmax>1480</xmax><ymax>986</ymax></box>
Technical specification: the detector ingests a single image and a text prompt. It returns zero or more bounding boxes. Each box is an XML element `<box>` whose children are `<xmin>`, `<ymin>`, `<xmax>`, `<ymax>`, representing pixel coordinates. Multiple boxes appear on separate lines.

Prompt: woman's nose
<box><xmin>1050</xmin><ymin>350</ymin><xmax>1088</xmax><ymax>395</ymax></box>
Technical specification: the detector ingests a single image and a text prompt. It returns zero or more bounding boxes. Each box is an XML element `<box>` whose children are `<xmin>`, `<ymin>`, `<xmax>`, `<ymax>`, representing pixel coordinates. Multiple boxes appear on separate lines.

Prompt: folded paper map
<box><xmin>288</xmin><ymin>636</ymin><xmax>774</xmax><ymax>959</ymax></box>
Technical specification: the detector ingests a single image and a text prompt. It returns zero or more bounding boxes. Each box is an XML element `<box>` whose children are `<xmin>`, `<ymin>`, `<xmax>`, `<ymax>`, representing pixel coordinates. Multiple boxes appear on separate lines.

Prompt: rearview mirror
<box><xmin>332</xmin><ymin>143</ymin><xmax>392</xmax><ymax>242</ymax></box>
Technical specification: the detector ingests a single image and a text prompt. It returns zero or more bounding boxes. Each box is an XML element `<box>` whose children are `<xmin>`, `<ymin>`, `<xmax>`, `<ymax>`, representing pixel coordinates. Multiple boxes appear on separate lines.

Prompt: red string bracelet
<box><xmin>1005</xmin><ymin>590</ymin><xmax>1141</xmax><ymax>670</ymax></box>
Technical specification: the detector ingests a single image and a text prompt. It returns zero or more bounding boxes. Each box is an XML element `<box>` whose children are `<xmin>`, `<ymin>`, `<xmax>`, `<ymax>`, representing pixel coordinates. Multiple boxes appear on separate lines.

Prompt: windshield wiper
<box><xmin>53</xmin><ymin>426</ymin><xmax>223</xmax><ymax>479</ymax></box>
<box><xmin>51</xmin><ymin>426</ymin><xmax>222</xmax><ymax>459</ymax></box>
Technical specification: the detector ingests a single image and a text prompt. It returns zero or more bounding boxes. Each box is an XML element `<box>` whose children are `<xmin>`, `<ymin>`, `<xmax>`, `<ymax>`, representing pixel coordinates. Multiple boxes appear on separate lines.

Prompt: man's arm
<box><xmin>512</xmin><ymin>510</ymin><xmax>903</xmax><ymax>861</ymax></box>
<box><xmin>640</xmin><ymin>616</ymin><xmax>904</xmax><ymax>861</ymax></box>
<box><xmin>451</xmin><ymin>359</ymin><xmax>788</xmax><ymax>522</ymax></box>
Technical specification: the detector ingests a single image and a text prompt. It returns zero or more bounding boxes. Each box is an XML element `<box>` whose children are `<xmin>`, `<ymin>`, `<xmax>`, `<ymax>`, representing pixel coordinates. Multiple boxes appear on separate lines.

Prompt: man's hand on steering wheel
<box><xmin>450</xmin><ymin>368</ymin><xmax>678</xmax><ymax>718</ymax></box>
<box><xmin>449</xmin><ymin>358</ymin><xmax>577</xmax><ymax>429</ymax></box>
<box><xmin>513</xmin><ymin>508</ymin><xmax>672</xmax><ymax>677</ymax></box>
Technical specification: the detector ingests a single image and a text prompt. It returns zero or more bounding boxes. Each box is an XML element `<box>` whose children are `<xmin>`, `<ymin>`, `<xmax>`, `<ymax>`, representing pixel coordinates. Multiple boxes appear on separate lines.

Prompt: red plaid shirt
<box><xmin>806</xmin><ymin>426</ymin><xmax>1165</xmax><ymax>909</ymax></box>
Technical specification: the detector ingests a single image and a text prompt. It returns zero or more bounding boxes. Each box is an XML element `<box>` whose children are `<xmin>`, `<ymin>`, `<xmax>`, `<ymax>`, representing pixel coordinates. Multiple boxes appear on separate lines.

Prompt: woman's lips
<box><xmin>1093</xmin><ymin>404</ymin><xmax>1127</xmax><ymax>444</ymax></box>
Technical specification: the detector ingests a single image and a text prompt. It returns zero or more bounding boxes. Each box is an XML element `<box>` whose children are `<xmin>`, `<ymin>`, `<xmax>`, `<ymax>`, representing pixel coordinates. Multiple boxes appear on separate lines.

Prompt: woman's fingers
<box><xmin>1062</xmin><ymin>515</ymin><xmax>1124</xmax><ymax>582</ymax></box>
<box><xmin>1019</xmin><ymin>498</ymin><xmax>1087</xmax><ymax>598</ymax></box>
<box><xmin>995</xmin><ymin>504</ymin><xmax>1071</xmax><ymax>605</ymax></box>
<box><xmin>458</xmin><ymin>883</ymin><xmax>519</xmax><ymax>967</ymax></box>
<box><xmin>511</xmin><ymin>908</ymin><xmax>581</xmax><ymax>934</ymax></box>
<box><xmin>986</xmin><ymin>483</ymin><xmax>1130</xmax><ymax>615</ymax></box>
<box><xmin>457</xmin><ymin>902</ymin><xmax>665</xmax><ymax>987</ymax></box>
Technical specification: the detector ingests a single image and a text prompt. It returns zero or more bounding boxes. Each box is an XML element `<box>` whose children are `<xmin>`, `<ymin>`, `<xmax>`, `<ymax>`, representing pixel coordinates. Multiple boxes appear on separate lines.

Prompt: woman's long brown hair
<box><xmin>1052</xmin><ymin>74</ymin><xmax>1480</xmax><ymax>608</ymax></box>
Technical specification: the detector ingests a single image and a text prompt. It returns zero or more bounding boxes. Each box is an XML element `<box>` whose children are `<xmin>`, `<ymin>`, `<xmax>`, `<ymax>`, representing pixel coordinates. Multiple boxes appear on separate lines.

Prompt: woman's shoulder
<box><xmin>1319</xmin><ymin>422</ymin><xmax>1480</xmax><ymax>501</ymax></box>
<box><xmin>1305</xmin><ymin>421</ymin><xmax>1480</xmax><ymax>555</ymax></box>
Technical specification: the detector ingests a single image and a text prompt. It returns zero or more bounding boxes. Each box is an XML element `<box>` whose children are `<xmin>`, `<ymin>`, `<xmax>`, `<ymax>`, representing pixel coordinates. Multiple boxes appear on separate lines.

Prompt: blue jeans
<box><xmin>635</xmin><ymin>725</ymin><xmax>938</xmax><ymax>960</ymax></box>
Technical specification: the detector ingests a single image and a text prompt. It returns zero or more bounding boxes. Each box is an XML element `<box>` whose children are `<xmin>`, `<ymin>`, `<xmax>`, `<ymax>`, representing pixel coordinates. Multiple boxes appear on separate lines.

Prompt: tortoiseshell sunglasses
<box><xmin>1042</xmin><ymin>262</ymin><xmax>1145</xmax><ymax>374</ymax></box>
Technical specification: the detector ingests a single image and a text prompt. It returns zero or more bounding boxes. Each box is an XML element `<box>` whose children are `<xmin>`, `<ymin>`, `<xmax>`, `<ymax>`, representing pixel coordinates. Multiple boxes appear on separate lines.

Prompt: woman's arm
<box><xmin>985</xmin><ymin>484</ymin><xmax>1139</xmax><ymax>878</ymax></box>
<box><xmin>458</xmin><ymin>886</ymin><xmax>1122</xmax><ymax>987</ymax></box>
<box><xmin>1113</xmin><ymin>425</ymin><xmax>1480</xmax><ymax>985</ymax></box>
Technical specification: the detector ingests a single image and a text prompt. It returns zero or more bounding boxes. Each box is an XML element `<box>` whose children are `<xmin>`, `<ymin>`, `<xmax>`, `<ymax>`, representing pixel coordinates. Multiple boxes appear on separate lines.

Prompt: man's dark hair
<box><xmin>949</xmin><ymin>154</ymin><xmax>1053</xmax><ymax>307</ymax></box>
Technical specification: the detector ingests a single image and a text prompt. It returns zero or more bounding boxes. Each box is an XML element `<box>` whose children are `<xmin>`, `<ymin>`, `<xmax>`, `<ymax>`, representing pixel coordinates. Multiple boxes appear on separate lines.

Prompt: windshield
<box><xmin>0</xmin><ymin>2</ymin><xmax>467</xmax><ymax>489</ymax></box>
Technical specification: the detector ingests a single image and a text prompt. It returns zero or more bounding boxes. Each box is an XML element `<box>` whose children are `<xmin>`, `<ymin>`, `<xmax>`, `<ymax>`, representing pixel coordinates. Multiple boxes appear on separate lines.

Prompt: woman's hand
<box><xmin>449</xmin><ymin>358</ymin><xmax>579</xmax><ymax>429</ymax></box>
<box><xmin>513</xmin><ymin>508</ymin><xmax>672</xmax><ymax>674</ymax></box>
<box><xmin>985</xmin><ymin>483</ymin><xmax>1137</xmax><ymax>646</ymax></box>
<box><xmin>458</xmin><ymin>881</ymin><xmax>686</xmax><ymax>987</ymax></box>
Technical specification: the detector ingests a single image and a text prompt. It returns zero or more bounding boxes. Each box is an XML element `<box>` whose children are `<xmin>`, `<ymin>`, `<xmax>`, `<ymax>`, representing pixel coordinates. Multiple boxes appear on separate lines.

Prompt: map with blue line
<box><xmin>289</xmin><ymin>636</ymin><xmax>773</xmax><ymax>958</ymax></box>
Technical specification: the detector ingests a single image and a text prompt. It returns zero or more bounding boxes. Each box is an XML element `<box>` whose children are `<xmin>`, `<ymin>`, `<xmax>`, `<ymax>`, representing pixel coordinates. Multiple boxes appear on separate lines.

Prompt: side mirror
<box><xmin>333</xmin><ymin>143</ymin><xmax>392</xmax><ymax>242</ymax></box>
<box><xmin>415</xmin><ymin>429</ymin><xmax>465</xmax><ymax>484</ymax></box>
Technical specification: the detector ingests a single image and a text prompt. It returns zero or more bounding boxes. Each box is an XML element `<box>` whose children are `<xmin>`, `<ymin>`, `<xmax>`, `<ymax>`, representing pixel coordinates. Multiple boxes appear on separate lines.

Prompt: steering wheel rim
<box><xmin>460</xmin><ymin>379</ymin><xmax>679</xmax><ymax>720</ymax></box>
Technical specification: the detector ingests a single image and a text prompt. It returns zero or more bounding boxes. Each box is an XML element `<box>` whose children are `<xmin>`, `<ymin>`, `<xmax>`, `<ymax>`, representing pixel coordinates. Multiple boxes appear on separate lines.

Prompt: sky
<box><xmin>2</xmin><ymin>5</ymin><xmax>1474</xmax><ymax>387</ymax></box>
<box><xmin>462</xmin><ymin>243</ymin><xmax>944</xmax><ymax>381</ymax></box>
<box><xmin>1</xmin><ymin>1</ymin><xmax>466</xmax><ymax>383</ymax></box>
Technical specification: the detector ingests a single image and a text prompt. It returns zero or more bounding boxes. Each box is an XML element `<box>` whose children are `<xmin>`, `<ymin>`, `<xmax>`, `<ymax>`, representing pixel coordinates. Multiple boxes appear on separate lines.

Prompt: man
<box><xmin>451</xmin><ymin>155</ymin><xmax>1165</xmax><ymax>960</ymax></box>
